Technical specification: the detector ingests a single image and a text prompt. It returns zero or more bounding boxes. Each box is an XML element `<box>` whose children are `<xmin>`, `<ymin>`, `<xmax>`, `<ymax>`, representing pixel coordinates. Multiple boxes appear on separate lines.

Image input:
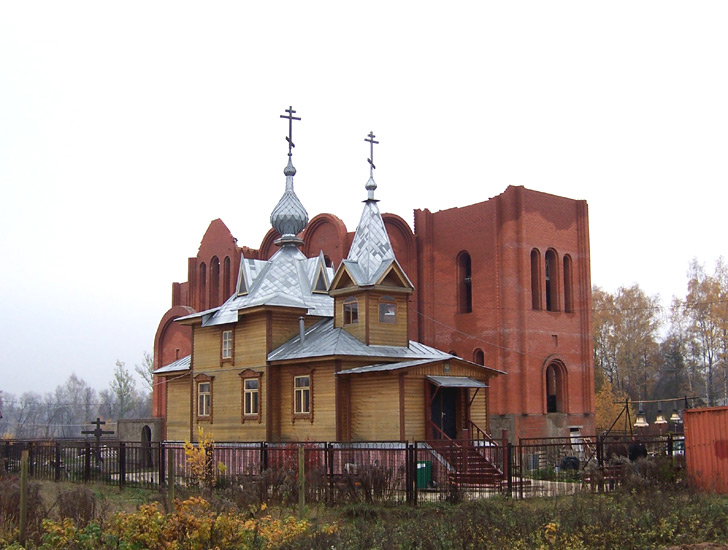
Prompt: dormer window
<box><xmin>344</xmin><ymin>297</ymin><xmax>359</xmax><ymax>325</ymax></box>
<box><xmin>378</xmin><ymin>296</ymin><xmax>396</xmax><ymax>323</ymax></box>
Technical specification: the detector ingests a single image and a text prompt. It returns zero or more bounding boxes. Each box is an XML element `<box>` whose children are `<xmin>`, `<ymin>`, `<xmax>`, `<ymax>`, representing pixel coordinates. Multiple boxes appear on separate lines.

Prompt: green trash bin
<box><xmin>416</xmin><ymin>460</ymin><xmax>432</xmax><ymax>489</ymax></box>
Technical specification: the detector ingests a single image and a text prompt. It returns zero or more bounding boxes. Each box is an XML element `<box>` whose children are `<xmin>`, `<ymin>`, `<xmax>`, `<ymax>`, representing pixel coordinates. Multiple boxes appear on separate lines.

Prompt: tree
<box><xmin>100</xmin><ymin>361</ymin><xmax>142</xmax><ymax>420</ymax></box>
<box><xmin>680</xmin><ymin>258</ymin><xmax>728</xmax><ymax>406</ymax></box>
<box><xmin>594</xmin><ymin>378</ymin><xmax>634</xmax><ymax>433</ymax></box>
<box><xmin>134</xmin><ymin>351</ymin><xmax>154</xmax><ymax>392</ymax></box>
<box><xmin>592</xmin><ymin>284</ymin><xmax>662</xmax><ymax>400</ymax></box>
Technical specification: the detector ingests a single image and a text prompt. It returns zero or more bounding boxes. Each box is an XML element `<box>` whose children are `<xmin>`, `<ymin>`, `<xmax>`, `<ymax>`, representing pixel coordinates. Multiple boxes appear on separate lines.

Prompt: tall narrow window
<box><xmin>545</xmin><ymin>362</ymin><xmax>566</xmax><ymax>413</ymax></box>
<box><xmin>198</xmin><ymin>382</ymin><xmax>211</xmax><ymax>418</ymax></box>
<box><xmin>343</xmin><ymin>297</ymin><xmax>359</xmax><ymax>325</ymax></box>
<box><xmin>530</xmin><ymin>249</ymin><xmax>541</xmax><ymax>310</ymax></box>
<box><xmin>223</xmin><ymin>256</ymin><xmax>231</xmax><ymax>299</ymax></box>
<box><xmin>545</xmin><ymin>249</ymin><xmax>559</xmax><ymax>312</ymax></box>
<box><xmin>210</xmin><ymin>257</ymin><xmax>220</xmax><ymax>308</ymax></box>
<box><xmin>379</xmin><ymin>296</ymin><xmax>397</xmax><ymax>323</ymax></box>
<box><xmin>199</xmin><ymin>263</ymin><xmax>207</xmax><ymax>310</ymax></box>
<box><xmin>473</xmin><ymin>349</ymin><xmax>484</xmax><ymax>365</ymax></box>
<box><xmin>222</xmin><ymin>329</ymin><xmax>233</xmax><ymax>360</ymax></box>
<box><xmin>294</xmin><ymin>375</ymin><xmax>311</xmax><ymax>415</ymax></box>
<box><xmin>457</xmin><ymin>252</ymin><xmax>473</xmax><ymax>313</ymax></box>
<box><xmin>563</xmin><ymin>255</ymin><xmax>573</xmax><ymax>313</ymax></box>
<box><xmin>244</xmin><ymin>378</ymin><xmax>259</xmax><ymax>416</ymax></box>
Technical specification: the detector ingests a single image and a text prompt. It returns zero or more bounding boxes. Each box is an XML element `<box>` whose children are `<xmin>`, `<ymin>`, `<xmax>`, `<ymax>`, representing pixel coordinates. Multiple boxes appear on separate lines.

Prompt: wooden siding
<box><xmin>335</xmin><ymin>296</ymin><xmax>367</xmax><ymax>342</ymax></box>
<box><xmin>367</xmin><ymin>292</ymin><xmax>409</xmax><ymax>346</ymax></box>
<box><xmin>193</xmin><ymin>327</ymin><xmax>221</xmax><ymax>369</ymax></box>
<box><xmin>350</xmin><ymin>375</ymin><xmax>401</xmax><ymax>441</ymax></box>
<box><xmin>403</xmin><ymin>376</ymin><xmax>426</xmax><ymax>441</ymax></box>
<box><xmin>166</xmin><ymin>376</ymin><xmax>191</xmax><ymax>441</ymax></box>
<box><xmin>234</xmin><ymin>316</ymin><xmax>267</xmax><ymax>367</ymax></box>
<box><xmin>279</xmin><ymin>363</ymin><xmax>337</xmax><ymax>441</ymax></box>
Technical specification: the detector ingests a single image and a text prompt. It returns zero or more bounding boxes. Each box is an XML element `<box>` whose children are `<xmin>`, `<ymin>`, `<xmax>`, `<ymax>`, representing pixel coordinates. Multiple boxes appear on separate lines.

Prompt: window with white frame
<box><xmin>244</xmin><ymin>378</ymin><xmax>259</xmax><ymax>416</ymax></box>
<box><xmin>294</xmin><ymin>375</ymin><xmax>310</xmax><ymax>415</ymax></box>
<box><xmin>222</xmin><ymin>329</ymin><xmax>233</xmax><ymax>360</ymax></box>
<box><xmin>198</xmin><ymin>382</ymin><xmax>211</xmax><ymax>417</ymax></box>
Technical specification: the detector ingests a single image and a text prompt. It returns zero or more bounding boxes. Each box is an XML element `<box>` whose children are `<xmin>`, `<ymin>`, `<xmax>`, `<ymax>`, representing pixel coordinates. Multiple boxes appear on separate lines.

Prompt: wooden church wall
<box><xmin>350</xmin><ymin>375</ymin><xmax>400</xmax><ymax>441</ymax></box>
<box><xmin>166</xmin><ymin>376</ymin><xmax>191</xmax><ymax>441</ymax></box>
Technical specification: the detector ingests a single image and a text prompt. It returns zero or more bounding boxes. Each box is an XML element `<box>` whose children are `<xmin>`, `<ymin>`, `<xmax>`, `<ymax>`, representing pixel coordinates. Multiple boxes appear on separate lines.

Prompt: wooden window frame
<box><xmin>239</xmin><ymin>369</ymin><xmax>262</xmax><ymax>423</ymax></box>
<box><xmin>378</xmin><ymin>295</ymin><xmax>397</xmax><ymax>324</ymax></box>
<box><xmin>195</xmin><ymin>374</ymin><xmax>213</xmax><ymax>422</ymax></box>
<box><xmin>291</xmin><ymin>368</ymin><xmax>314</xmax><ymax>423</ymax></box>
<box><xmin>343</xmin><ymin>297</ymin><xmax>359</xmax><ymax>325</ymax></box>
<box><xmin>221</xmin><ymin>329</ymin><xmax>234</xmax><ymax>361</ymax></box>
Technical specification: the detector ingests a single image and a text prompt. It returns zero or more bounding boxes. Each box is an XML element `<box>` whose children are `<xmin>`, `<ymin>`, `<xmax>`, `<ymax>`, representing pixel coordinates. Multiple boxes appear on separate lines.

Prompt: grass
<box><xmin>2</xmin><ymin>474</ymin><xmax>728</xmax><ymax>549</ymax></box>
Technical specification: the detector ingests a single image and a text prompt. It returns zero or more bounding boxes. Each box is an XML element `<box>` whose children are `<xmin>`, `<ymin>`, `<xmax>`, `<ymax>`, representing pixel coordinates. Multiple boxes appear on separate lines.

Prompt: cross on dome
<box><xmin>280</xmin><ymin>106</ymin><xmax>301</xmax><ymax>158</ymax></box>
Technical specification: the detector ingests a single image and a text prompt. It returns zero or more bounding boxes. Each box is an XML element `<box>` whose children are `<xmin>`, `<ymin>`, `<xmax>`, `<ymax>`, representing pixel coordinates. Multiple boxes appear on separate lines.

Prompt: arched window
<box><xmin>343</xmin><ymin>297</ymin><xmax>359</xmax><ymax>325</ymax></box>
<box><xmin>530</xmin><ymin>249</ymin><xmax>542</xmax><ymax>310</ymax></box>
<box><xmin>545</xmin><ymin>362</ymin><xmax>567</xmax><ymax>413</ymax></box>
<box><xmin>199</xmin><ymin>262</ymin><xmax>207</xmax><ymax>310</ymax></box>
<box><xmin>473</xmin><ymin>349</ymin><xmax>484</xmax><ymax>366</ymax></box>
<box><xmin>210</xmin><ymin>257</ymin><xmax>220</xmax><ymax>308</ymax></box>
<box><xmin>457</xmin><ymin>251</ymin><xmax>472</xmax><ymax>313</ymax></box>
<box><xmin>379</xmin><ymin>296</ymin><xmax>397</xmax><ymax>323</ymax></box>
<box><xmin>563</xmin><ymin>255</ymin><xmax>573</xmax><ymax>313</ymax></box>
<box><xmin>545</xmin><ymin>249</ymin><xmax>559</xmax><ymax>312</ymax></box>
<box><xmin>223</xmin><ymin>256</ymin><xmax>231</xmax><ymax>300</ymax></box>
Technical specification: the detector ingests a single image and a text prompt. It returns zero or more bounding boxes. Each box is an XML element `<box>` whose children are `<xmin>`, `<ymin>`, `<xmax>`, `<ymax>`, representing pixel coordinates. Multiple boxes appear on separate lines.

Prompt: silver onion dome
<box><xmin>270</xmin><ymin>157</ymin><xmax>308</xmax><ymax>241</ymax></box>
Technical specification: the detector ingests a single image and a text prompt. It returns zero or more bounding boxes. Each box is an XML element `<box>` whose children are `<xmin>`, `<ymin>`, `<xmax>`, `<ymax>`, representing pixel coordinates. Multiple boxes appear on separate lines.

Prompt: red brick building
<box><xmin>153</xmin><ymin>185</ymin><xmax>594</xmax><ymax>441</ymax></box>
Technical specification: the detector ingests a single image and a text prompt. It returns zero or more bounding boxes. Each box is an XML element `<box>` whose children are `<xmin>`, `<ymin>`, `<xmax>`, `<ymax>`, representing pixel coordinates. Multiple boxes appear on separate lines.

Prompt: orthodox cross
<box><xmin>280</xmin><ymin>106</ymin><xmax>301</xmax><ymax>157</ymax></box>
<box><xmin>365</xmin><ymin>131</ymin><xmax>378</xmax><ymax>171</ymax></box>
<box><xmin>82</xmin><ymin>417</ymin><xmax>114</xmax><ymax>461</ymax></box>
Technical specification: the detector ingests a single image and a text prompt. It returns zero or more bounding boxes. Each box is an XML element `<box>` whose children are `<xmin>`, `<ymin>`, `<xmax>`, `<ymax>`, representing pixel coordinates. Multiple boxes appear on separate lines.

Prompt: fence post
<box><xmin>19</xmin><ymin>450</ymin><xmax>29</xmax><ymax>547</ymax></box>
<box><xmin>506</xmin><ymin>443</ymin><xmax>513</xmax><ymax>497</ymax></box>
<box><xmin>84</xmin><ymin>442</ymin><xmax>91</xmax><ymax>483</ymax></box>
<box><xmin>167</xmin><ymin>448</ymin><xmax>176</xmax><ymax>512</ymax></box>
<box><xmin>55</xmin><ymin>442</ymin><xmax>61</xmax><ymax>482</ymax></box>
<box><xmin>28</xmin><ymin>442</ymin><xmax>34</xmax><ymax>476</ymax></box>
<box><xmin>326</xmin><ymin>442</ymin><xmax>333</xmax><ymax>505</ymax></box>
<box><xmin>159</xmin><ymin>443</ymin><xmax>166</xmax><ymax>487</ymax></box>
<box><xmin>298</xmin><ymin>444</ymin><xmax>305</xmax><ymax>519</ymax></box>
<box><xmin>413</xmin><ymin>441</ymin><xmax>418</xmax><ymax>506</ymax></box>
<box><xmin>119</xmin><ymin>442</ymin><xmax>126</xmax><ymax>489</ymax></box>
<box><xmin>667</xmin><ymin>432</ymin><xmax>673</xmax><ymax>457</ymax></box>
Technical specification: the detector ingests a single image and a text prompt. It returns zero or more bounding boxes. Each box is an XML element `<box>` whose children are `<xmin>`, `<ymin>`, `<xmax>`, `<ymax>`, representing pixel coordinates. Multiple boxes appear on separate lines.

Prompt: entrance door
<box><xmin>430</xmin><ymin>385</ymin><xmax>458</xmax><ymax>439</ymax></box>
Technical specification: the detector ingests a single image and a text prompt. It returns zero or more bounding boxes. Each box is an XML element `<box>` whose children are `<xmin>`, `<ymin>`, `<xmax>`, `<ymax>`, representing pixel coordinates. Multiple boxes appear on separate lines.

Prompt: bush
<box><xmin>0</xmin><ymin>476</ymin><xmax>46</xmax><ymax>547</ymax></box>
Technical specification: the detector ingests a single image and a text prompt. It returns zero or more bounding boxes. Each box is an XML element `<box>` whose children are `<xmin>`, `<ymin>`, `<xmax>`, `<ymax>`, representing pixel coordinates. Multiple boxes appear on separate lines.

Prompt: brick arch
<box><xmin>302</xmin><ymin>213</ymin><xmax>348</xmax><ymax>267</ymax></box>
<box><xmin>152</xmin><ymin>305</ymin><xmax>196</xmax><ymax>418</ymax></box>
<box><xmin>541</xmin><ymin>355</ymin><xmax>569</xmax><ymax>414</ymax></box>
<box><xmin>258</xmin><ymin>228</ymin><xmax>281</xmax><ymax>260</ymax></box>
<box><xmin>382</xmin><ymin>213</ymin><xmax>416</xmax><ymax>274</ymax></box>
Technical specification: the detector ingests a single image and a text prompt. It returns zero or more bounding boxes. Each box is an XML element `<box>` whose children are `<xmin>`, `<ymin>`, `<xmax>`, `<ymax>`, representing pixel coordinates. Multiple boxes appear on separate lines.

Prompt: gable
<box><xmin>329</xmin><ymin>265</ymin><xmax>358</xmax><ymax>293</ymax></box>
<box><xmin>375</xmin><ymin>261</ymin><xmax>414</xmax><ymax>292</ymax></box>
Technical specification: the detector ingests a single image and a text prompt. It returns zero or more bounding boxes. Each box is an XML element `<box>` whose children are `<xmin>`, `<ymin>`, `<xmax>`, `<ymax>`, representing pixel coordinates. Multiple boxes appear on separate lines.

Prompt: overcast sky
<box><xmin>1</xmin><ymin>2</ymin><xmax>726</xmax><ymax>397</ymax></box>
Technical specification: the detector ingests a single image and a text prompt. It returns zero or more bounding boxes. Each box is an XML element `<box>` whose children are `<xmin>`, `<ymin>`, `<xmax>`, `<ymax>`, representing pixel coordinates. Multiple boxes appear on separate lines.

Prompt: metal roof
<box><xmin>426</xmin><ymin>375</ymin><xmax>489</xmax><ymax>388</ymax></box>
<box><xmin>179</xmin><ymin>245</ymin><xmax>334</xmax><ymax>327</ymax></box>
<box><xmin>268</xmin><ymin>318</ymin><xmax>453</xmax><ymax>362</ymax></box>
<box><xmin>154</xmin><ymin>355</ymin><xmax>191</xmax><ymax>374</ymax></box>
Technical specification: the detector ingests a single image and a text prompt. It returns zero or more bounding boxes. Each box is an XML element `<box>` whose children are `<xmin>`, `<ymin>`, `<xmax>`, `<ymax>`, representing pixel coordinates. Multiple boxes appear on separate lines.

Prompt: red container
<box><xmin>684</xmin><ymin>406</ymin><xmax>728</xmax><ymax>494</ymax></box>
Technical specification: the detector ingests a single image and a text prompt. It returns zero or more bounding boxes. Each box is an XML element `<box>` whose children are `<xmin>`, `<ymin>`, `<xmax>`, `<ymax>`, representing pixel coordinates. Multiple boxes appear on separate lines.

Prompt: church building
<box><xmin>153</xmin><ymin>109</ymin><xmax>594</xmax><ymax>443</ymax></box>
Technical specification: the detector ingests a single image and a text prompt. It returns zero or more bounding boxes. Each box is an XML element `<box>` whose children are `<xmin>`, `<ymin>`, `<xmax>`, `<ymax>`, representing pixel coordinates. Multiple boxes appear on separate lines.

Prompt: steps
<box><xmin>430</xmin><ymin>440</ymin><xmax>506</xmax><ymax>488</ymax></box>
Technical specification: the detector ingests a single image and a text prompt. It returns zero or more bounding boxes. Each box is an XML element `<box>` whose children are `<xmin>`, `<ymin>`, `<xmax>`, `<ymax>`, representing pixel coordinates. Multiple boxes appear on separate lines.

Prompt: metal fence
<box><xmin>1</xmin><ymin>434</ymin><xmax>684</xmax><ymax>505</ymax></box>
